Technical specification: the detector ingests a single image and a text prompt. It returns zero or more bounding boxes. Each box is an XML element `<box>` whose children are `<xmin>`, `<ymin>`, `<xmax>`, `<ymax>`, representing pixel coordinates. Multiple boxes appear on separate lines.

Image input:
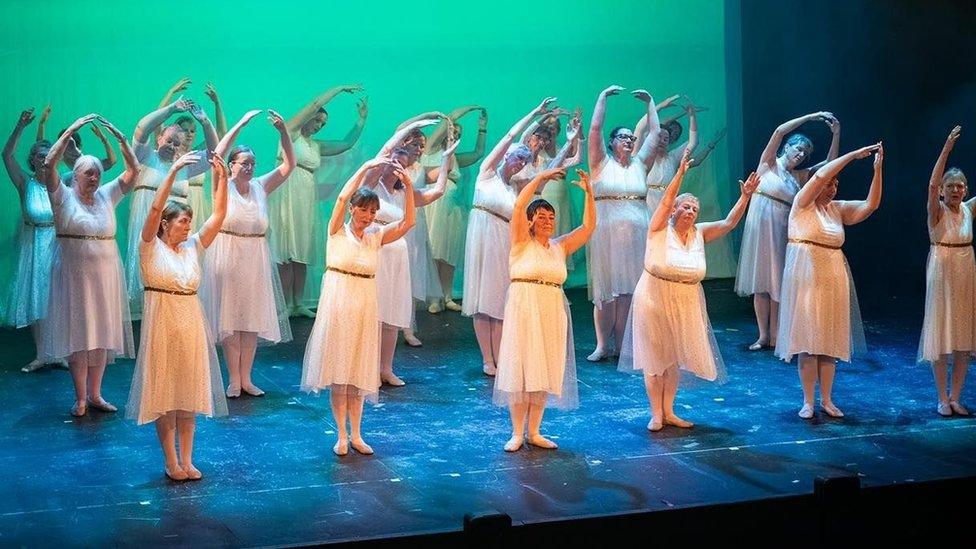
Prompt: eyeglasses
<box><xmin>614</xmin><ymin>134</ymin><xmax>637</xmax><ymax>142</ymax></box>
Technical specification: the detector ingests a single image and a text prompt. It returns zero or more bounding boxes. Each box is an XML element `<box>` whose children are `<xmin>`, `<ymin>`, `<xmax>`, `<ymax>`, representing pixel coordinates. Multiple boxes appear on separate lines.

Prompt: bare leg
<box><xmin>589</xmin><ymin>301</ymin><xmax>616</xmax><ymax>361</ymax></box>
<box><xmin>949</xmin><ymin>351</ymin><xmax>971</xmax><ymax>415</ymax></box>
<box><xmin>380</xmin><ymin>323</ymin><xmax>404</xmax><ymax>386</ymax></box>
<box><xmin>278</xmin><ymin>262</ymin><xmax>294</xmax><ymax>310</ymax></box>
<box><xmin>932</xmin><ymin>354</ymin><xmax>951</xmax><ymax>415</ymax></box>
<box><xmin>768</xmin><ymin>298</ymin><xmax>780</xmax><ymax>347</ymax></box>
<box><xmin>526</xmin><ymin>395</ymin><xmax>557</xmax><ymax>449</ymax></box>
<box><xmin>176</xmin><ymin>411</ymin><xmax>201</xmax><ymax>479</ymax></box>
<box><xmin>403</xmin><ymin>326</ymin><xmax>423</xmax><ymax>347</ymax></box>
<box><xmin>438</xmin><ymin>260</ymin><xmax>457</xmax><ymax>305</ymax></box>
<box><xmin>221</xmin><ymin>333</ymin><xmax>242</xmax><ymax>397</ymax></box>
<box><xmin>473</xmin><ymin>314</ymin><xmax>496</xmax><ymax>375</ymax></box>
<box><xmin>155</xmin><ymin>413</ymin><xmax>186</xmax><ymax>480</ymax></box>
<box><xmin>68</xmin><ymin>350</ymin><xmax>89</xmax><ymax>416</ymax></box>
<box><xmin>348</xmin><ymin>394</ymin><xmax>373</xmax><ymax>454</ymax></box>
<box><xmin>505</xmin><ymin>399</ymin><xmax>529</xmax><ymax>451</ymax></box>
<box><xmin>86</xmin><ymin>349</ymin><xmax>115</xmax><ymax>411</ymax></box>
<box><xmin>643</xmin><ymin>368</ymin><xmax>665</xmax><ymax>431</ymax></box>
<box><xmin>662</xmin><ymin>367</ymin><xmax>693</xmax><ymax>428</ymax></box>
<box><xmin>22</xmin><ymin>323</ymin><xmax>44</xmax><ymax>372</ymax></box>
<box><xmin>330</xmin><ymin>390</ymin><xmax>349</xmax><ymax>455</ymax></box>
<box><xmin>817</xmin><ymin>355</ymin><xmax>843</xmax><ymax>417</ymax></box>
<box><xmin>292</xmin><ymin>262</ymin><xmax>315</xmax><ymax>317</ymax></box>
<box><xmin>751</xmin><ymin>293</ymin><xmax>771</xmax><ymax>350</ymax></box>
<box><xmin>238</xmin><ymin>331</ymin><xmax>263</xmax><ymax>396</ymax></box>
<box><xmin>797</xmin><ymin>353</ymin><xmax>817</xmax><ymax>418</ymax></box>
<box><xmin>490</xmin><ymin>318</ymin><xmax>504</xmax><ymax>369</ymax></box>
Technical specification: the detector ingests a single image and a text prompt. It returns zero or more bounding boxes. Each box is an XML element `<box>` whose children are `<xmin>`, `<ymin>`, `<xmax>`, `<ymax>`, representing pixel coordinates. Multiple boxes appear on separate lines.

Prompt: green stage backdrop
<box><xmin>0</xmin><ymin>0</ymin><xmax>735</xmax><ymax>311</ymax></box>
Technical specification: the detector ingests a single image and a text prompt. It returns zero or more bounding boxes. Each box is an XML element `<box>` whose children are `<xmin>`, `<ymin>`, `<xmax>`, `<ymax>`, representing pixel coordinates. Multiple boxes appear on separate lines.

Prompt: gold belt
<box><xmin>932</xmin><ymin>241</ymin><xmax>973</xmax><ymax>248</ymax></box>
<box><xmin>373</xmin><ymin>219</ymin><xmax>390</xmax><ymax>226</ymax></box>
<box><xmin>134</xmin><ymin>185</ymin><xmax>188</xmax><ymax>199</ymax></box>
<box><xmin>646</xmin><ymin>185</ymin><xmax>666</xmax><ymax>191</ymax></box>
<box><xmin>188</xmin><ymin>181</ymin><xmax>204</xmax><ymax>188</ymax></box>
<box><xmin>57</xmin><ymin>233</ymin><xmax>115</xmax><ymax>240</ymax></box>
<box><xmin>595</xmin><ymin>194</ymin><xmax>645</xmax><ymax>201</ymax></box>
<box><xmin>756</xmin><ymin>189</ymin><xmax>792</xmax><ymax>208</ymax></box>
<box><xmin>511</xmin><ymin>277</ymin><xmax>562</xmax><ymax>288</ymax></box>
<box><xmin>327</xmin><ymin>266</ymin><xmax>375</xmax><ymax>279</ymax></box>
<box><xmin>298</xmin><ymin>165</ymin><xmax>316</xmax><ymax>174</ymax></box>
<box><xmin>219</xmin><ymin>229</ymin><xmax>265</xmax><ymax>238</ymax></box>
<box><xmin>25</xmin><ymin>220</ymin><xmax>55</xmax><ymax>228</ymax></box>
<box><xmin>474</xmin><ymin>205</ymin><xmax>511</xmax><ymax>223</ymax></box>
<box><xmin>644</xmin><ymin>267</ymin><xmax>699</xmax><ymax>285</ymax></box>
<box><xmin>144</xmin><ymin>286</ymin><xmax>197</xmax><ymax>296</ymax></box>
<box><xmin>788</xmin><ymin>238</ymin><xmax>842</xmax><ymax>250</ymax></box>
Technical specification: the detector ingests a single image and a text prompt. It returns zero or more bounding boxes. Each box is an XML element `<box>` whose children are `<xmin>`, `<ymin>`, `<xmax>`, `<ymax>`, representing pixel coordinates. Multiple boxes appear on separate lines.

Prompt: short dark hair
<box><xmin>350</xmin><ymin>187</ymin><xmax>380</xmax><ymax>210</ymax></box>
<box><xmin>157</xmin><ymin>200</ymin><xmax>193</xmax><ymax>237</ymax></box>
<box><xmin>527</xmin><ymin>198</ymin><xmax>555</xmax><ymax>220</ymax></box>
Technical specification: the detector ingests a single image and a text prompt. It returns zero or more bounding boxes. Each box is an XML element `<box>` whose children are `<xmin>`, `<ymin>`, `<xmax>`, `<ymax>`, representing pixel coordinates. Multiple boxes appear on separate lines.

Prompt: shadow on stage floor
<box><xmin>1</xmin><ymin>279</ymin><xmax>973</xmax><ymax>546</ymax></box>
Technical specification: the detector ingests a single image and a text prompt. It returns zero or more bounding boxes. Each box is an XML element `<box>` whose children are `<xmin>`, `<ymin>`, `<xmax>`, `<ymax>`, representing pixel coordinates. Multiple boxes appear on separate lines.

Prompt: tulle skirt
<box><xmin>187</xmin><ymin>179</ymin><xmax>211</xmax><ymax>232</ymax></box>
<box><xmin>377</xmin><ymin>237</ymin><xmax>413</xmax><ymax>328</ymax></box>
<box><xmin>126</xmin><ymin>293</ymin><xmax>227</xmax><ymax>425</ymax></box>
<box><xmin>268</xmin><ymin>167</ymin><xmax>319</xmax><ymax>266</ymax></box>
<box><xmin>541</xmin><ymin>183</ymin><xmax>577</xmax><ymax>271</ymax></box>
<box><xmin>775</xmin><ymin>244</ymin><xmax>866</xmax><ymax>362</ymax></box>
<box><xmin>126</xmin><ymin>188</ymin><xmax>189</xmax><ymax>319</ymax></box>
<box><xmin>462</xmin><ymin>209</ymin><xmax>511</xmax><ymax>319</ymax></box>
<box><xmin>427</xmin><ymin>181</ymin><xmax>468</xmax><ymax>267</ymax></box>
<box><xmin>586</xmin><ymin>200</ymin><xmax>648</xmax><ymax>306</ymax></box>
<box><xmin>405</xmin><ymin>207</ymin><xmax>440</xmax><ymax>302</ymax></box>
<box><xmin>3</xmin><ymin>223</ymin><xmax>55</xmax><ymax>328</ymax></box>
<box><xmin>917</xmin><ymin>246</ymin><xmax>976</xmax><ymax>362</ymax></box>
<box><xmin>735</xmin><ymin>195</ymin><xmax>789</xmax><ymax>300</ymax></box>
<box><xmin>493</xmin><ymin>283</ymin><xmax>578</xmax><ymax>410</ymax></box>
<box><xmin>301</xmin><ymin>271</ymin><xmax>382</xmax><ymax>402</ymax></box>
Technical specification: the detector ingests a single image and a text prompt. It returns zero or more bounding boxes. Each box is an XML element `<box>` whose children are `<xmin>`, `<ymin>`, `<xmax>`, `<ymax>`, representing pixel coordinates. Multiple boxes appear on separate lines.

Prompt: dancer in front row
<box><xmin>127</xmin><ymin>151</ymin><xmax>230</xmax><ymax>481</ymax></box>
<box><xmin>776</xmin><ymin>142</ymin><xmax>883</xmax><ymax>419</ymax></box>
<box><xmin>494</xmin><ymin>167</ymin><xmax>595</xmax><ymax>451</ymax></box>
<box><xmin>621</xmin><ymin>152</ymin><xmax>758</xmax><ymax>431</ymax></box>
<box><xmin>919</xmin><ymin>126</ymin><xmax>972</xmax><ymax>416</ymax></box>
<box><xmin>301</xmin><ymin>156</ymin><xmax>415</xmax><ymax>456</ymax></box>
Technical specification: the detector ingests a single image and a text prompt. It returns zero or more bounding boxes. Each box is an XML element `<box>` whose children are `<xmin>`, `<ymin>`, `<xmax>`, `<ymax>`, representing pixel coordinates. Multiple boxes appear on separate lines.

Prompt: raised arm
<box><xmin>801</xmin><ymin>115</ymin><xmax>841</xmax><ymax>177</ymax></box>
<box><xmin>634</xmin><ymin>93</ymin><xmax>679</xmax><ymax>149</ymax></box>
<box><xmin>682</xmin><ymin>98</ymin><xmax>699</xmax><ymax>157</ymax></box>
<box><xmin>415</xmin><ymin>129</ymin><xmax>459</xmax><ymax>206</ymax></box>
<box><xmin>700</xmin><ymin>172</ymin><xmax>759</xmax><ymax>243</ymax></box>
<box><xmin>689</xmin><ymin>126</ymin><xmax>726</xmax><ymax>168</ymax></box>
<box><xmin>377</xmin><ymin>116</ymin><xmax>441</xmax><ymax>158</ymax></box>
<box><xmin>134</xmin><ymin>98</ymin><xmax>193</xmax><ymax>146</ymax></box>
<box><xmin>142</xmin><ymin>151</ymin><xmax>201</xmax><ymax>243</ymax></box>
<box><xmin>286</xmin><ymin>84</ymin><xmax>363</xmax><ymax>136</ymax></box>
<box><xmin>588</xmin><ymin>85</ymin><xmax>623</xmax><ymax>169</ymax></box>
<box><xmin>96</xmin><ymin>116</ymin><xmax>139</xmax><ymax>192</ymax></box>
<box><xmin>318</xmin><ymin>97</ymin><xmax>368</xmax><ymax>156</ymax></box>
<box><xmin>547</xmin><ymin>114</ymin><xmax>582</xmax><ymax>169</ymax></box>
<box><xmin>649</xmin><ymin>150</ymin><xmax>692</xmax><ymax>233</ymax></box>
<box><xmin>511</xmin><ymin>167</ymin><xmax>566</xmax><ymax>245</ymax></box>
<box><xmin>90</xmin><ymin>125</ymin><xmax>117</xmax><ymax>171</ymax></box>
<box><xmin>928</xmin><ymin>126</ymin><xmax>961</xmax><ymax>228</ymax></box>
<box><xmin>157</xmin><ymin>78</ymin><xmax>192</xmax><ymax>110</ymax></box>
<box><xmin>198</xmin><ymin>155</ymin><xmax>229</xmax><ymax>248</ymax></box>
<box><xmin>328</xmin><ymin>157</ymin><xmax>391</xmax><ymax>236</ymax></box>
<box><xmin>758</xmin><ymin>112</ymin><xmax>829</xmax><ymax>170</ymax></box>
<box><xmin>35</xmin><ymin>104</ymin><xmax>50</xmax><ymax>142</ymax></box>
<box><xmin>213</xmin><ymin>110</ymin><xmax>263</xmax><ymax>159</ymax></box>
<box><xmin>43</xmin><ymin>114</ymin><xmax>97</xmax><ymax>193</ymax></box>
<box><xmin>261</xmin><ymin>110</ymin><xmax>297</xmax><ymax>194</ymax></box>
<box><xmin>518</xmin><ymin>108</ymin><xmax>567</xmax><ymax>144</ymax></box>
<box><xmin>481</xmin><ymin>97</ymin><xmax>556</xmax><ymax>177</ymax></box>
<box><xmin>794</xmin><ymin>142</ymin><xmax>881</xmax><ymax>210</ymax></box>
<box><xmin>632</xmin><ymin>90</ymin><xmax>661</xmax><ymax>170</ymax></box>
<box><xmin>381</xmin><ymin>167</ymin><xmax>417</xmax><ymax>245</ymax></box>
<box><xmin>839</xmin><ymin>145</ymin><xmax>884</xmax><ymax>226</ymax></box>
<box><xmin>456</xmin><ymin>110</ymin><xmax>488</xmax><ymax>168</ymax></box>
<box><xmin>429</xmin><ymin>105</ymin><xmax>481</xmax><ymax>151</ymax></box>
<box><xmin>558</xmin><ymin>169</ymin><xmax>596</xmax><ymax>256</ymax></box>
<box><xmin>204</xmin><ymin>82</ymin><xmax>228</xmax><ymax>137</ymax></box>
<box><xmin>3</xmin><ymin>108</ymin><xmax>35</xmax><ymax>192</ymax></box>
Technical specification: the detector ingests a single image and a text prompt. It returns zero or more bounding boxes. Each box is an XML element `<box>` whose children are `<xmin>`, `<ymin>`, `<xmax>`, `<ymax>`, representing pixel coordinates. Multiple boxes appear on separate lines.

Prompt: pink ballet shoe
<box><xmin>242</xmin><ymin>384</ymin><xmax>265</xmax><ymax>397</ymax></box>
<box><xmin>647</xmin><ymin>417</ymin><xmax>664</xmax><ymax>431</ymax></box>
<box><xmin>427</xmin><ymin>301</ymin><xmax>443</xmax><ymax>314</ymax></box>
<box><xmin>483</xmin><ymin>363</ymin><xmax>497</xmax><ymax>376</ymax></box>
<box><xmin>70</xmin><ymin>401</ymin><xmax>87</xmax><ymax>418</ymax></box>
<box><xmin>21</xmin><ymin>359</ymin><xmax>44</xmax><ymax>373</ymax></box>
<box><xmin>748</xmin><ymin>338</ymin><xmax>769</xmax><ymax>351</ymax></box>
<box><xmin>382</xmin><ymin>373</ymin><xmax>405</xmax><ymax>387</ymax></box>
<box><xmin>587</xmin><ymin>348</ymin><xmax>610</xmax><ymax>362</ymax></box>
<box><xmin>165</xmin><ymin>465</ymin><xmax>188</xmax><ymax>481</ymax></box>
<box><xmin>798</xmin><ymin>404</ymin><xmax>815</xmax><ymax>419</ymax></box>
<box><xmin>950</xmin><ymin>401</ymin><xmax>970</xmax><ymax>416</ymax></box>
<box><xmin>403</xmin><ymin>332</ymin><xmax>423</xmax><ymax>347</ymax></box>
<box><xmin>87</xmin><ymin>396</ymin><xmax>117</xmax><ymax>413</ymax></box>
<box><xmin>333</xmin><ymin>440</ymin><xmax>349</xmax><ymax>456</ymax></box>
<box><xmin>504</xmin><ymin>436</ymin><xmax>524</xmax><ymax>452</ymax></box>
<box><xmin>350</xmin><ymin>438</ymin><xmax>374</xmax><ymax>455</ymax></box>
<box><xmin>664</xmin><ymin>414</ymin><xmax>694</xmax><ymax>428</ymax></box>
<box><xmin>938</xmin><ymin>401</ymin><xmax>952</xmax><ymax>417</ymax></box>
<box><xmin>526</xmin><ymin>435</ymin><xmax>558</xmax><ymax>449</ymax></box>
<box><xmin>444</xmin><ymin>300</ymin><xmax>462</xmax><ymax>312</ymax></box>
<box><xmin>182</xmin><ymin>463</ymin><xmax>202</xmax><ymax>480</ymax></box>
<box><xmin>821</xmin><ymin>402</ymin><xmax>844</xmax><ymax>418</ymax></box>
<box><xmin>226</xmin><ymin>384</ymin><xmax>241</xmax><ymax>398</ymax></box>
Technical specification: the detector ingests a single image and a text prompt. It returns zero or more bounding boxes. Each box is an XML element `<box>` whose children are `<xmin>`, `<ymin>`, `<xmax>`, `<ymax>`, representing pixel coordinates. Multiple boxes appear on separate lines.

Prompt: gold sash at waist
<box><xmin>644</xmin><ymin>267</ymin><xmax>700</xmax><ymax>285</ymax></box>
<box><xmin>327</xmin><ymin>266</ymin><xmax>375</xmax><ymax>279</ymax></box>
<box><xmin>510</xmin><ymin>277</ymin><xmax>562</xmax><ymax>288</ymax></box>
<box><xmin>57</xmin><ymin>233</ymin><xmax>115</xmax><ymax>240</ymax></box>
<box><xmin>756</xmin><ymin>189</ymin><xmax>791</xmax><ymax>207</ymax></box>
<box><xmin>788</xmin><ymin>238</ymin><xmax>842</xmax><ymax>250</ymax></box>
<box><xmin>144</xmin><ymin>286</ymin><xmax>197</xmax><ymax>296</ymax></box>
<box><xmin>473</xmin><ymin>205</ymin><xmax>511</xmax><ymax>223</ymax></box>
<box><xmin>219</xmin><ymin>229</ymin><xmax>266</xmax><ymax>238</ymax></box>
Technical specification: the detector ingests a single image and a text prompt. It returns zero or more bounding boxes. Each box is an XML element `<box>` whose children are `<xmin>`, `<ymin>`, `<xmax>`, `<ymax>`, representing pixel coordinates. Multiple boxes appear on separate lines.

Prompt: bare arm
<box><xmin>633</xmin><ymin>90</ymin><xmax>661</xmax><ymax>170</ymax></box>
<box><xmin>688</xmin><ymin>126</ymin><xmax>726</xmax><ymax>168</ymax></box>
<box><xmin>758</xmin><ymin>111</ymin><xmax>829</xmax><ymax>170</ymax></box>
<box><xmin>547</xmin><ymin>114</ymin><xmax>582</xmax><ymax>169</ymax></box>
<box><xmin>133</xmin><ymin>99</ymin><xmax>191</xmax><ymax>146</ymax></box>
<box><xmin>142</xmin><ymin>152</ymin><xmax>201</xmax><ymax>242</ymax></box>
<box><xmin>157</xmin><ymin>78</ymin><xmax>191</xmax><ymax>110</ymax></box>
<box><xmin>429</xmin><ymin>105</ymin><xmax>481</xmax><ymax>151</ymax></box>
<box><xmin>803</xmin><ymin>116</ymin><xmax>842</xmax><ymax>176</ymax></box>
<box><xmin>683</xmin><ymin>100</ymin><xmax>699</xmax><ymax>157</ymax></box>
<box><xmin>286</xmin><ymin>84</ymin><xmax>363</xmax><ymax>136</ymax></box>
<box><xmin>559</xmin><ymin>170</ymin><xmax>596</xmax><ymax>256</ymax></box>
<box><xmin>511</xmin><ymin>167</ymin><xmax>566</xmax><ymax>245</ymax></box>
<box><xmin>456</xmin><ymin>110</ymin><xmax>488</xmax><ymax>168</ymax></box>
<box><xmin>43</xmin><ymin>114</ymin><xmax>97</xmax><ymax>193</ymax></box>
<box><xmin>415</xmin><ymin>132</ymin><xmax>459</xmax><ymax>206</ymax></box>
<box><xmin>198</xmin><ymin>155</ymin><xmax>229</xmax><ymax>248</ymax></box>
<box><xmin>839</xmin><ymin>145</ymin><xmax>884</xmax><ymax>226</ymax></box>
<box><xmin>90</xmin><ymin>125</ymin><xmax>117</xmax><ymax>171</ymax></box>
<box><xmin>204</xmin><ymin>82</ymin><xmax>228</xmax><ymax>137</ymax></box>
<box><xmin>35</xmin><ymin>104</ymin><xmax>50</xmax><ymax>142</ymax></box>
<box><xmin>3</xmin><ymin>108</ymin><xmax>34</xmax><ymax>193</ymax></box>
<box><xmin>213</xmin><ymin>110</ymin><xmax>263</xmax><ymax>159</ymax></box>
<box><xmin>318</xmin><ymin>97</ymin><xmax>368</xmax><ymax>156</ymax></box>
<box><xmin>588</xmin><ymin>85</ymin><xmax>623</xmax><ymax>170</ymax></box>
<box><xmin>382</xmin><ymin>167</ymin><xmax>417</xmax><ymax>245</ymax></box>
<box><xmin>262</xmin><ymin>110</ymin><xmax>297</xmax><ymax>194</ymax></box>
<box><xmin>96</xmin><ymin>116</ymin><xmax>140</xmax><ymax>192</ymax></box>
<box><xmin>377</xmin><ymin>116</ymin><xmax>441</xmax><ymax>158</ymax></box>
<box><xmin>633</xmin><ymin>94</ymin><xmax>679</xmax><ymax>148</ymax></box>
<box><xmin>649</xmin><ymin>150</ymin><xmax>692</xmax><ymax>233</ymax></box>
<box><xmin>700</xmin><ymin>172</ymin><xmax>759</xmax><ymax>242</ymax></box>
<box><xmin>794</xmin><ymin>142</ymin><xmax>881</xmax><ymax>210</ymax></box>
<box><xmin>481</xmin><ymin>97</ymin><xmax>556</xmax><ymax>177</ymax></box>
<box><xmin>928</xmin><ymin>126</ymin><xmax>961</xmax><ymax>228</ymax></box>
<box><xmin>328</xmin><ymin>157</ymin><xmax>390</xmax><ymax>236</ymax></box>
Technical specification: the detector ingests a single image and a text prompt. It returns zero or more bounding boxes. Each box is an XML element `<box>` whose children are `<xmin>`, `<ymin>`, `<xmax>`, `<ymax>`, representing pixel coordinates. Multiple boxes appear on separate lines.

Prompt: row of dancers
<box><xmin>0</xmin><ymin>83</ymin><xmax>971</xmax><ymax>481</ymax></box>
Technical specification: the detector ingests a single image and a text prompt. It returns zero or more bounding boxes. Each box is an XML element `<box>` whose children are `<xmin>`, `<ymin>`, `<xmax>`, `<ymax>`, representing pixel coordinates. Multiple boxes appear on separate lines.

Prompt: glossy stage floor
<box><xmin>2</xmin><ymin>280</ymin><xmax>975</xmax><ymax>546</ymax></box>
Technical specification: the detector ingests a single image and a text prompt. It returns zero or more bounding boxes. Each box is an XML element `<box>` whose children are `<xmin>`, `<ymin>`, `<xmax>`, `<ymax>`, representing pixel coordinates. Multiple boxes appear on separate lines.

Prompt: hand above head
<box><xmin>394</xmin><ymin>167</ymin><xmax>413</xmax><ymax>189</ymax></box>
<box><xmin>357</xmin><ymin>97</ymin><xmax>369</xmax><ymax>119</ymax></box>
<box><xmin>341</xmin><ymin>84</ymin><xmax>364</xmax><ymax>94</ymax></box>
<box><xmin>478</xmin><ymin>109</ymin><xmax>488</xmax><ymax>129</ymax></box>
<box><xmin>536</xmin><ymin>97</ymin><xmax>558</xmax><ymax>113</ymax></box>
<box><xmin>90</xmin><ymin>124</ymin><xmax>106</xmax><ymax>140</ymax></box>
<box><xmin>189</xmin><ymin>101</ymin><xmax>208</xmax><ymax>121</ymax></box>
<box><xmin>171</xmin><ymin>150</ymin><xmax>205</xmax><ymax>173</ymax></box>
<box><xmin>69</xmin><ymin>113</ymin><xmax>99</xmax><ymax>132</ymax></box>
<box><xmin>39</xmin><ymin>104</ymin><xmax>52</xmax><ymax>121</ymax></box>
<box><xmin>740</xmin><ymin>172</ymin><xmax>759</xmax><ymax>196</ymax></box>
<box><xmin>17</xmin><ymin>108</ymin><xmax>36</xmax><ymax>127</ymax></box>
<box><xmin>241</xmin><ymin>109</ymin><xmax>263</xmax><ymax>125</ymax></box>
<box><xmin>678</xmin><ymin>147</ymin><xmax>693</xmax><ymax>174</ymax></box>
<box><xmin>204</xmin><ymin>82</ymin><xmax>218</xmax><ymax>103</ymax></box>
<box><xmin>209</xmin><ymin>152</ymin><xmax>227</xmax><ymax>177</ymax></box>
<box><xmin>366</xmin><ymin>155</ymin><xmax>398</xmax><ymax>170</ymax></box>
<box><xmin>550</xmin><ymin>107</ymin><xmax>571</xmax><ymax>118</ymax></box>
<box><xmin>268</xmin><ymin>109</ymin><xmax>286</xmax><ymax>130</ymax></box>
<box><xmin>854</xmin><ymin>141</ymin><xmax>882</xmax><ymax>159</ymax></box>
<box><xmin>540</xmin><ymin>167</ymin><xmax>566</xmax><ymax>181</ymax></box>
<box><xmin>631</xmin><ymin>89</ymin><xmax>653</xmax><ymax>103</ymax></box>
<box><xmin>572</xmin><ymin>168</ymin><xmax>591</xmax><ymax>193</ymax></box>
<box><xmin>173</xmin><ymin>97</ymin><xmax>194</xmax><ymax>112</ymax></box>
<box><xmin>601</xmin><ymin>85</ymin><xmax>624</xmax><ymax>97</ymax></box>
<box><xmin>810</xmin><ymin>111</ymin><xmax>835</xmax><ymax>123</ymax></box>
<box><xmin>946</xmin><ymin>125</ymin><xmax>962</xmax><ymax>148</ymax></box>
<box><xmin>565</xmin><ymin>117</ymin><xmax>581</xmax><ymax>142</ymax></box>
<box><xmin>873</xmin><ymin>143</ymin><xmax>884</xmax><ymax>170</ymax></box>
<box><xmin>169</xmin><ymin>77</ymin><xmax>192</xmax><ymax>94</ymax></box>
<box><xmin>442</xmin><ymin>123</ymin><xmax>461</xmax><ymax>157</ymax></box>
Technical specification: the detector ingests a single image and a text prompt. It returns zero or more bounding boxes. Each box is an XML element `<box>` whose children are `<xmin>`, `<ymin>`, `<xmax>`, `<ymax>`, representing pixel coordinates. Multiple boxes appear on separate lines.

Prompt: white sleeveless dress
<box><xmin>4</xmin><ymin>176</ymin><xmax>56</xmax><ymax>328</ymax></box>
<box><xmin>586</xmin><ymin>157</ymin><xmax>649</xmax><ymax>306</ymax></box>
<box><xmin>620</xmin><ymin>225</ymin><xmax>724</xmax><ymax>381</ymax></box>
<box><xmin>493</xmin><ymin>239</ymin><xmax>578</xmax><ymax>410</ymax></box>
<box><xmin>918</xmin><ymin>201</ymin><xmax>976</xmax><ymax>362</ymax></box>
<box><xmin>126</xmin><ymin>236</ymin><xmax>227</xmax><ymax>425</ymax></box>
<box><xmin>735</xmin><ymin>168</ymin><xmax>800</xmax><ymax>301</ymax></box>
<box><xmin>403</xmin><ymin>162</ymin><xmax>439</xmax><ymax>301</ymax></box>
<box><xmin>199</xmin><ymin>178</ymin><xmax>292</xmax><ymax>344</ymax></box>
<box><xmin>301</xmin><ymin>224</ymin><xmax>384</xmax><ymax>402</ymax></box>
<box><xmin>645</xmin><ymin>147</ymin><xmax>683</xmax><ymax>213</ymax></box>
<box><xmin>42</xmin><ymin>180</ymin><xmax>134</xmax><ymax>362</ymax></box>
<box><xmin>269</xmin><ymin>134</ymin><xmax>320</xmax><ymax>266</ymax></box>
<box><xmin>462</xmin><ymin>171</ymin><xmax>517</xmax><ymax>319</ymax></box>
<box><xmin>373</xmin><ymin>180</ymin><xmax>413</xmax><ymax>328</ymax></box>
<box><xmin>187</xmin><ymin>172</ymin><xmax>210</xmax><ymax>232</ymax></box>
<box><xmin>776</xmin><ymin>201</ymin><xmax>866</xmax><ymax>362</ymax></box>
<box><xmin>425</xmin><ymin>152</ymin><xmax>465</xmax><ymax>267</ymax></box>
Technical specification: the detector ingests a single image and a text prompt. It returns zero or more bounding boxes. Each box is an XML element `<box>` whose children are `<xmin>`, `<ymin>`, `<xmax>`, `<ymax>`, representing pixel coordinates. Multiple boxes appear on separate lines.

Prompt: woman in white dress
<box><xmin>919</xmin><ymin>126</ymin><xmax>973</xmax><ymax>416</ymax></box>
<box><xmin>425</xmin><ymin>107</ymin><xmax>488</xmax><ymax>313</ymax></box>
<box><xmin>127</xmin><ymin>151</ymin><xmax>229</xmax><ymax>481</ymax></box>
<box><xmin>463</xmin><ymin>97</ymin><xmax>556</xmax><ymax>376</ymax></box>
<box><xmin>776</xmin><ymin>143</ymin><xmax>883</xmax><ymax>419</ymax></box>
<box><xmin>365</xmin><ymin>119</ymin><xmax>457</xmax><ymax>385</ymax></box>
<box><xmin>127</xmin><ymin>99</ymin><xmax>219</xmax><ymax>319</ymax></box>
<box><xmin>274</xmin><ymin>85</ymin><xmax>367</xmax><ymax>317</ymax></box>
<box><xmin>301</xmin><ymin>157</ymin><xmax>415</xmax><ymax>456</ymax></box>
<box><xmin>585</xmin><ymin>85</ymin><xmax>662</xmax><ymax>361</ymax></box>
<box><xmin>494</xmin><ymin>167</ymin><xmax>595</xmax><ymax>452</ymax></box>
<box><xmin>736</xmin><ymin>112</ymin><xmax>840</xmax><ymax>351</ymax></box>
<box><xmin>641</xmin><ymin>101</ymin><xmax>698</xmax><ymax>213</ymax></box>
<box><xmin>2</xmin><ymin>109</ymin><xmax>59</xmax><ymax>372</ymax></box>
<box><xmin>620</xmin><ymin>152</ymin><xmax>758</xmax><ymax>431</ymax></box>
<box><xmin>41</xmin><ymin>114</ymin><xmax>139</xmax><ymax>417</ymax></box>
<box><xmin>35</xmin><ymin>104</ymin><xmax>117</xmax><ymax>183</ymax></box>
<box><xmin>202</xmin><ymin>110</ymin><xmax>295</xmax><ymax>398</ymax></box>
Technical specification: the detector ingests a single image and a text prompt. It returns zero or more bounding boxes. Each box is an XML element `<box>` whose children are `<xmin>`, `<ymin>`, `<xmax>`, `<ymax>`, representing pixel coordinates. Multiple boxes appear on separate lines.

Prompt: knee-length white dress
<box><xmin>425</xmin><ymin>152</ymin><xmax>466</xmax><ymax>267</ymax></box>
<box><xmin>373</xmin><ymin>180</ymin><xmax>413</xmax><ymax>328</ymax></box>
<box><xmin>403</xmin><ymin>161</ymin><xmax>439</xmax><ymax>302</ymax></box>
<box><xmin>735</xmin><ymin>169</ymin><xmax>799</xmax><ymax>301</ymax></box>
<box><xmin>269</xmin><ymin>134</ymin><xmax>320</xmax><ymax>266</ymax></box>
<box><xmin>462</xmin><ymin>172</ymin><xmax>517</xmax><ymax>319</ymax></box>
<box><xmin>187</xmin><ymin>173</ymin><xmax>210</xmax><ymax>232</ymax></box>
<box><xmin>4</xmin><ymin>176</ymin><xmax>56</xmax><ymax>328</ymax></box>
